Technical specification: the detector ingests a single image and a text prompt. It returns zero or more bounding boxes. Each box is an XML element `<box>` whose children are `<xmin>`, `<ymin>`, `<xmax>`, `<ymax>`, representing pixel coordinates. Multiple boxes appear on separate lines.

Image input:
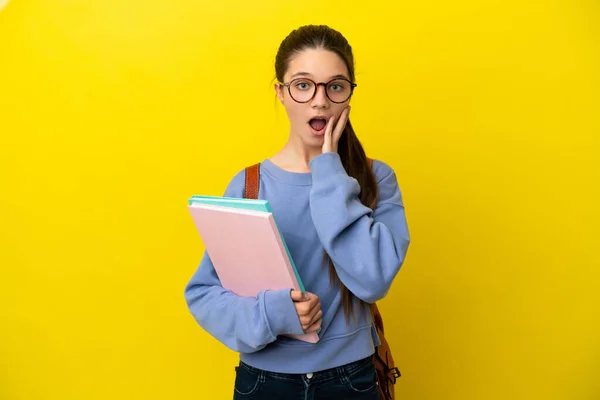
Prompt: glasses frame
<box><xmin>279</xmin><ymin>77</ymin><xmax>357</xmax><ymax>104</ymax></box>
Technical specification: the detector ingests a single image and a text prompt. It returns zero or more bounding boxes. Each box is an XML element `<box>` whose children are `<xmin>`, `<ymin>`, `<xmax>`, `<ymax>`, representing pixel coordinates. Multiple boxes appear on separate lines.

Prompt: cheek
<box><xmin>332</xmin><ymin>104</ymin><xmax>347</xmax><ymax>117</ymax></box>
<box><xmin>284</xmin><ymin>103</ymin><xmax>306</xmax><ymax>123</ymax></box>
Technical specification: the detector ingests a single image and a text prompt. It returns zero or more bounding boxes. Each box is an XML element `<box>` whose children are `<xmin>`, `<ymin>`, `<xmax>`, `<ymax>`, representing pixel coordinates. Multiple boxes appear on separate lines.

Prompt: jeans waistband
<box><xmin>238</xmin><ymin>354</ymin><xmax>373</xmax><ymax>382</ymax></box>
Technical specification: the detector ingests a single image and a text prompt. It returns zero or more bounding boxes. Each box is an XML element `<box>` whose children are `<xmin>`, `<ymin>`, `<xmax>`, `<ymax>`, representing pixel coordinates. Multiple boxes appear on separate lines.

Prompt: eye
<box><xmin>328</xmin><ymin>81</ymin><xmax>346</xmax><ymax>92</ymax></box>
<box><xmin>294</xmin><ymin>80</ymin><xmax>312</xmax><ymax>91</ymax></box>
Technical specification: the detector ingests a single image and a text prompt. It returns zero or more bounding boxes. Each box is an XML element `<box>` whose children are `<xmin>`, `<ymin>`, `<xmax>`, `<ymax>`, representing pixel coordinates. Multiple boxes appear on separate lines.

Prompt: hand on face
<box><xmin>322</xmin><ymin>106</ymin><xmax>350</xmax><ymax>154</ymax></box>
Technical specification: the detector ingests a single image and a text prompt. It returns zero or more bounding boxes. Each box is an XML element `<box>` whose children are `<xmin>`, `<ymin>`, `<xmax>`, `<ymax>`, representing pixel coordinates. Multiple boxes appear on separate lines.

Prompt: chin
<box><xmin>290</xmin><ymin>127</ymin><xmax>325</xmax><ymax>151</ymax></box>
<box><xmin>305</xmin><ymin>132</ymin><xmax>325</xmax><ymax>147</ymax></box>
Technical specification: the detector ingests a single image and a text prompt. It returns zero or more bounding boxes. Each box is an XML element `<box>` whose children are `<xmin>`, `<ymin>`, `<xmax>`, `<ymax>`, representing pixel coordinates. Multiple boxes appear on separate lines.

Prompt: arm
<box><xmin>309</xmin><ymin>153</ymin><xmax>411</xmax><ymax>303</ymax></box>
<box><xmin>184</xmin><ymin>254</ymin><xmax>305</xmax><ymax>353</ymax></box>
<box><xmin>184</xmin><ymin>171</ymin><xmax>305</xmax><ymax>353</ymax></box>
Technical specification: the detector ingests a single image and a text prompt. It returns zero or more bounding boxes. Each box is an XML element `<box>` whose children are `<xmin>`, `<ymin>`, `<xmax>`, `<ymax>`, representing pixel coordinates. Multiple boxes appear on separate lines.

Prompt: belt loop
<box><xmin>337</xmin><ymin>366</ymin><xmax>349</xmax><ymax>385</ymax></box>
<box><xmin>258</xmin><ymin>369</ymin><xmax>266</xmax><ymax>384</ymax></box>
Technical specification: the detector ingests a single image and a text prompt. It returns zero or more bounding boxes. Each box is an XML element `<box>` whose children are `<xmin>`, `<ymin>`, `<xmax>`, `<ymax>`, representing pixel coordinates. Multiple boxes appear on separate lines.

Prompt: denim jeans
<box><xmin>232</xmin><ymin>355</ymin><xmax>379</xmax><ymax>400</ymax></box>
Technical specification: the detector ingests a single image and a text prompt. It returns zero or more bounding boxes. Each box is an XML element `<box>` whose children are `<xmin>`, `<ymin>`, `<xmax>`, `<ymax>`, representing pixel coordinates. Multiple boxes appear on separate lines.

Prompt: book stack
<box><xmin>188</xmin><ymin>195</ymin><xmax>319</xmax><ymax>343</ymax></box>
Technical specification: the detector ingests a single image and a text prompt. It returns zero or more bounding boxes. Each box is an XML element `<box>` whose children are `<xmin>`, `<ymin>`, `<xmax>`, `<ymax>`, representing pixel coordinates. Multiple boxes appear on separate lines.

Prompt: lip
<box><xmin>308</xmin><ymin>115</ymin><xmax>330</xmax><ymax>136</ymax></box>
<box><xmin>307</xmin><ymin>114</ymin><xmax>330</xmax><ymax>123</ymax></box>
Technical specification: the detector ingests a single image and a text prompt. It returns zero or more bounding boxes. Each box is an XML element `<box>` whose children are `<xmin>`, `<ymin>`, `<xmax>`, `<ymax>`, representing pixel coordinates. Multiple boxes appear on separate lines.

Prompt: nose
<box><xmin>311</xmin><ymin>83</ymin><xmax>329</xmax><ymax>109</ymax></box>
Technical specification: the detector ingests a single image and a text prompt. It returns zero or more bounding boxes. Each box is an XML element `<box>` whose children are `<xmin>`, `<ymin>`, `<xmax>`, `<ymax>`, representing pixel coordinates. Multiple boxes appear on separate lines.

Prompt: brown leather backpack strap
<box><xmin>367</xmin><ymin>157</ymin><xmax>373</xmax><ymax>169</ymax></box>
<box><xmin>244</xmin><ymin>163</ymin><xmax>260</xmax><ymax>200</ymax></box>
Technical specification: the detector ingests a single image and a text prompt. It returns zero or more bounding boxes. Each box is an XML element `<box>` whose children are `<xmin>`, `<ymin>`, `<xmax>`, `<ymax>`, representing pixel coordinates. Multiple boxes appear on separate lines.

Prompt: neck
<box><xmin>271</xmin><ymin>131</ymin><xmax>323</xmax><ymax>173</ymax></box>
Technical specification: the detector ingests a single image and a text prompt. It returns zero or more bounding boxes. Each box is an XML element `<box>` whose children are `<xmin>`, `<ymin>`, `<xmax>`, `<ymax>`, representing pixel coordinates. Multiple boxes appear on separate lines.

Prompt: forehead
<box><xmin>285</xmin><ymin>48</ymin><xmax>350</xmax><ymax>81</ymax></box>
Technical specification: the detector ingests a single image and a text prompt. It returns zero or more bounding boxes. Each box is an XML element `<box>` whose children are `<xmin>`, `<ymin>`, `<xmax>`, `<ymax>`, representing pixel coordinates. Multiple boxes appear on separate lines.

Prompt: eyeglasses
<box><xmin>279</xmin><ymin>77</ymin><xmax>357</xmax><ymax>104</ymax></box>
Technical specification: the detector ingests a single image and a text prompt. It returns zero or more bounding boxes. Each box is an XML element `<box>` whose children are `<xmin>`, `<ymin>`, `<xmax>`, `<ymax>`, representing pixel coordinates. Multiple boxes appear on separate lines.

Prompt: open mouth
<box><xmin>309</xmin><ymin>117</ymin><xmax>328</xmax><ymax>133</ymax></box>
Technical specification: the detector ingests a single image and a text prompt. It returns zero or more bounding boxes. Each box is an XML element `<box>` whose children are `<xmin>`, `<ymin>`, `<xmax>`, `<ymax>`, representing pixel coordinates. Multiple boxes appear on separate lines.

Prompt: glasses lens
<box><xmin>327</xmin><ymin>79</ymin><xmax>352</xmax><ymax>103</ymax></box>
<box><xmin>289</xmin><ymin>79</ymin><xmax>315</xmax><ymax>102</ymax></box>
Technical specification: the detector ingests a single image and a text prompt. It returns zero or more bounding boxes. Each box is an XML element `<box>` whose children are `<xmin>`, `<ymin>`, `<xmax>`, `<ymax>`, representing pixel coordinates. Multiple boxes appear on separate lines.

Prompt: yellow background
<box><xmin>1</xmin><ymin>0</ymin><xmax>599</xmax><ymax>399</ymax></box>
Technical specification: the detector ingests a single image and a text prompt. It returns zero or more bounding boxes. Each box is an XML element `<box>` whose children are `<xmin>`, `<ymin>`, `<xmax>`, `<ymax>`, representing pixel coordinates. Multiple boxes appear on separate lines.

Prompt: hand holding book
<box><xmin>290</xmin><ymin>290</ymin><xmax>323</xmax><ymax>334</ymax></box>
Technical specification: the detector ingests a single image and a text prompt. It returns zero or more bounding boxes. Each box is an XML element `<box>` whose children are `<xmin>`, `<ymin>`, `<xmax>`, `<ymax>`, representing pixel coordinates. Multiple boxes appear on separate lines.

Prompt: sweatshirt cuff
<box><xmin>263</xmin><ymin>288</ymin><xmax>305</xmax><ymax>337</ymax></box>
<box><xmin>309</xmin><ymin>152</ymin><xmax>346</xmax><ymax>177</ymax></box>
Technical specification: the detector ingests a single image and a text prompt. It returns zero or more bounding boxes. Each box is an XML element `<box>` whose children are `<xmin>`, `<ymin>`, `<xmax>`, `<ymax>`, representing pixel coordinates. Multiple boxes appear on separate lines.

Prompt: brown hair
<box><xmin>275</xmin><ymin>25</ymin><xmax>379</xmax><ymax>321</ymax></box>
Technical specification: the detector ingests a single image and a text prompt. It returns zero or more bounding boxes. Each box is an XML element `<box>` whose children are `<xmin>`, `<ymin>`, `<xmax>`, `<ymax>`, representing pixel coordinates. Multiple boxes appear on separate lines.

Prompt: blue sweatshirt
<box><xmin>184</xmin><ymin>152</ymin><xmax>410</xmax><ymax>374</ymax></box>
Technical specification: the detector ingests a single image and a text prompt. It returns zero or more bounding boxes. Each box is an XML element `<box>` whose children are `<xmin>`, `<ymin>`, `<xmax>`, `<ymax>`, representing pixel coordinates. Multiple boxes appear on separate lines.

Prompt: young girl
<box><xmin>185</xmin><ymin>24</ymin><xmax>410</xmax><ymax>399</ymax></box>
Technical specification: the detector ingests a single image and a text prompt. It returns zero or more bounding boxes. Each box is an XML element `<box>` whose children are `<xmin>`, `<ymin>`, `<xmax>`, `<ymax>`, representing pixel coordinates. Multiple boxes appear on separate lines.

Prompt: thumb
<box><xmin>290</xmin><ymin>290</ymin><xmax>309</xmax><ymax>302</ymax></box>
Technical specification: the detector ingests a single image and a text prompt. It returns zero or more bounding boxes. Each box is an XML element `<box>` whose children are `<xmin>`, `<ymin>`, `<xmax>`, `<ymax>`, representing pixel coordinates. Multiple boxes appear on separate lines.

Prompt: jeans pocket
<box><xmin>234</xmin><ymin>363</ymin><xmax>263</xmax><ymax>398</ymax></box>
<box><xmin>345</xmin><ymin>358</ymin><xmax>379</xmax><ymax>394</ymax></box>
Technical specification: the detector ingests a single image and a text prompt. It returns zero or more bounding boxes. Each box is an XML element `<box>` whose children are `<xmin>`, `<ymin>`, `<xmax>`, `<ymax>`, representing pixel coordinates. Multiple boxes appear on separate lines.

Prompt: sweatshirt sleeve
<box><xmin>184</xmin><ymin>170</ymin><xmax>305</xmax><ymax>353</ymax></box>
<box><xmin>308</xmin><ymin>152</ymin><xmax>411</xmax><ymax>304</ymax></box>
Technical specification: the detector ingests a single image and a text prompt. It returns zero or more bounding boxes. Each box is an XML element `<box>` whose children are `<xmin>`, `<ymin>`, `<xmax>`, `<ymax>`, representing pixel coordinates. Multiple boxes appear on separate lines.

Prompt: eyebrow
<box><xmin>290</xmin><ymin>72</ymin><xmax>350</xmax><ymax>81</ymax></box>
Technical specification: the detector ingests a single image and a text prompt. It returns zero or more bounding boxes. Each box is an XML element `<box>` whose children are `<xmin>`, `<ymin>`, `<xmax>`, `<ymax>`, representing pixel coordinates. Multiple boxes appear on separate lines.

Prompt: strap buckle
<box><xmin>390</xmin><ymin>367</ymin><xmax>401</xmax><ymax>383</ymax></box>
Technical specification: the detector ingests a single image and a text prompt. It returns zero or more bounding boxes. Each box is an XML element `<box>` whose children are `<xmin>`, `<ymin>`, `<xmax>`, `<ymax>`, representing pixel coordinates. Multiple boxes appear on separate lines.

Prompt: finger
<box><xmin>308</xmin><ymin>309</ymin><xmax>323</xmax><ymax>327</ymax></box>
<box><xmin>333</xmin><ymin>106</ymin><xmax>350</xmax><ymax>141</ymax></box>
<box><xmin>297</xmin><ymin>294</ymin><xmax>319</xmax><ymax>313</ymax></box>
<box><xmin>302</xmin><ymin>316</ymin><xmax>322</xmax><ymax>333</ymax></box>
<box><xmin>325</xmin><ymin>115</ymin><xmax>336</xmax><ymax>142</ymax></box>
<box><xmin>303</xmin><ymin>300</ymin><xmax>321</xmax><ymax>320</ymax></box>
<box><xmin>304</xmin><ymin>315</ymin><xmax>323</xmax><ymax>333</ymax></box>
<box><xmin>297</xmin><ymin>299</ymin><xmax>319</xmax><ymax>319</ymax></box>
<box><xmin>290</xmin><ymin>290</ymin><xmax>309</xmax><ymax>302</ymax></box>
<box><xmin>300</xmin><ymin>314</ymin><xmax>315</xmax><ymax>329</ymax></box>
<box><xmin>299</xmin><ymin>307</ymin><xmax>318</xmax><ymax>328</ymax></box>
<box><xmin>300</xmin><ymin>305</ymin><xmax>321</xmax><ymax>328</ymax></box>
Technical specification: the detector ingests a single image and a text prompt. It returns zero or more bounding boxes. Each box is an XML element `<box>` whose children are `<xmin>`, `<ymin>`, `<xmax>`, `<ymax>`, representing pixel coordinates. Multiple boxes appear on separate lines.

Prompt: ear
<box><xmin>274</xmin><ymin>83</ymin><xmax>284</xmax><ymax>104</ymax></box>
